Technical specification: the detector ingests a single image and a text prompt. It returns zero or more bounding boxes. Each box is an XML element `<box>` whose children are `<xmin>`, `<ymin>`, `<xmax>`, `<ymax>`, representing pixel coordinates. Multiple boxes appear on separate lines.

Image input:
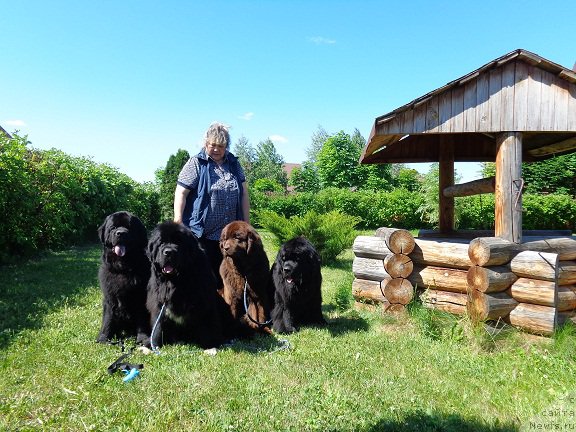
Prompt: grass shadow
<box><xmin>224</xmin><ymin>333</ymin><xmax>291</xmax><ymax>355</ymax></box>
<box><xmin>323</xmin><ymin>306</ymin><xmax>370</xmax><ymax>337</ymax></box>
<box><xmin>344</xmin><ymin>411</ymin><xmax>518</xmax><ymax>432</ymax></box>
<box><xmin>0</xmin><ymin>244</ymin><xmax>101</xmax><ymax>349</ymax></box>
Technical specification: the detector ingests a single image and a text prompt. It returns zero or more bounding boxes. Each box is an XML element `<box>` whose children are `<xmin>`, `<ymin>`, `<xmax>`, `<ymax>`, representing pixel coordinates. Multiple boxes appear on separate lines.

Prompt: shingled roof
<box><xmin>361</xmin><ymin>49</ymin><xmax>576</xmax><ymax>165</ymax></box>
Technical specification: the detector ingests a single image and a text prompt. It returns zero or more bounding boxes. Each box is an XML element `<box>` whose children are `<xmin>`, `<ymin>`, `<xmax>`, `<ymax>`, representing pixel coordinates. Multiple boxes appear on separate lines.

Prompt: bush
<box><xmin>256</xmin><ymin>210</ymin><xmax>360</xmax><ymax>263</ymax></box>
<box><xmin>0</xmin><ymin>133</ymin><xmax>160</xmax><ymax>263</ymax></box>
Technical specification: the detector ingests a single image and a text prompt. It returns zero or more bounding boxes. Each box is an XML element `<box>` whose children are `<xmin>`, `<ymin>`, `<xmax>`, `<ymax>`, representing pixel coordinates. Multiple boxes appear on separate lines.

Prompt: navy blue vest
<box><xmin>182</xmin><ymin>149</ymin><xmax>244</xmax><ymax>238</ymax></box>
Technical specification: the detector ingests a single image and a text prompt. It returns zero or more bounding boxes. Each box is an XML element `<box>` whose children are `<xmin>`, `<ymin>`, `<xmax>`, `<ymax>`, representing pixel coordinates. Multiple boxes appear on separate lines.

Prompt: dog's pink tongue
<box><xmin>286</xmin><ymin>278</ymin><xmax>294</xmax><ymax>284</ymax></box>
<box><xmin>162</xmin><ymin>265</ymin><xmax>174</xmax><ymax>274</ymax></box>
<box><xmin>114</xmin><ymin>245</ymin><xmax>126</xmax><ymax>257</ymax></box>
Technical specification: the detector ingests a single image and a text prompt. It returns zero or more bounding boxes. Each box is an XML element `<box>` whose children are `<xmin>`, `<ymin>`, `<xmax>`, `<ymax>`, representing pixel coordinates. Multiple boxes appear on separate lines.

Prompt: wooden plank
<box><xmin>526</xmin><ymin>65</ymin><xmax>542</xmax><ymax>131</ymax></box>
<box><xmin>426</xmin><ymin>98</ymin><xmax>440</xmax><ymax>132</ymax></box>
<box><xmin>401</xmin><ymin>109</ymin><xmax>414</xmax><ymax>133</ymax></box>
<box><xmin>413</xmin><ymin>103</ymin><xmax>427</xmax><ymax>133</ymax></box>
<box><xmin>463</xmin><ymin>80</ymin><xmax>477</xmax><ymax>131</ymax></box>
<box><xmin>553</xmin><ymin>76</ymin><xmax>569</xmax><ymax>131</ymax></box>
<box><xmin>500</xmin><ymin>61</ymin><xmax>516</xmax><ymax>131</ymax></box>
<box><xmin>568</xmin><ymin>83</ymin><xmax>576</xmax><ymax>130</ymax></box>
<box><xmin>438</xmin><ymin>90</ymin><xmax>453</xmax><ymax>133</ymax></box>
<box><xmin>495</xmin><ymin>132</ymin><xmax>523</xmax><ymax>243</ymax></box>
<box><xmin>488</xmin><ymin>68</ymin><xmax>503</xmax><ymax>131</ymax></box>
<box><xmin>540</xmin><ymin>70</ymin><xmax>555</xmax><ymax>131</ymax></box>
<box><xmin>513</xmin><ymin>61</ymin><xmax>529</xmax><ymax>130</ymax></box>
<box><xmin>451</xmin><ymin>86</ymin><xmax>465</xmax><ymax>132</ymax></box>
<box><xmin>476</xmin><ymin>72</ymin><xmax>490</xmax><ymax>132</ymax></box>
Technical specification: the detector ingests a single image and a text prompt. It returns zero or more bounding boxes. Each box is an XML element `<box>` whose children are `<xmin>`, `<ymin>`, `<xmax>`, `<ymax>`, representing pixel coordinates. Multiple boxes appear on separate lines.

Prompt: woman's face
<box><xmin>205</xmin><ymin>142</ymin><xmax>227</xmax><ymax>163</ymax></box>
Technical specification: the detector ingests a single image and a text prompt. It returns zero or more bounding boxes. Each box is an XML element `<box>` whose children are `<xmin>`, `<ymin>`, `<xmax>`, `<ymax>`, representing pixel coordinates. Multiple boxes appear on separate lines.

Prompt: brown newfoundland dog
<box><xmin>219</xmin><ymin>221</ymin><xmax>273</xmax><ymax>335</ymax></box>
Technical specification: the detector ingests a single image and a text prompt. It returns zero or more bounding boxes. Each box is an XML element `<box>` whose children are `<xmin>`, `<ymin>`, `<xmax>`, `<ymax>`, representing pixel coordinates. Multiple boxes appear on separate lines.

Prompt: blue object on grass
<box><xmin>122</xmin><ymin>368</ymin><xmax>140</xmax><ymax>382</ymax></box>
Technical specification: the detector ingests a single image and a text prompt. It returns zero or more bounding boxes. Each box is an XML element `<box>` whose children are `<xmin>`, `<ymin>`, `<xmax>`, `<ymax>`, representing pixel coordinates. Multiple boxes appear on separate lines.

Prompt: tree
<box><xmin>158</xmin><ymin>149</ymin><xmax>190</xmax><ymax>221</ymax></box>
<box><xmin>482</xmin><ymin>154</ymin><xmax>576</xmax><ymax>196</ymax></box>
<box><xmin>289</xmin><ymin>161</ymin><xmax>320</xmax><ymax>193</ymax></box>
<box><xmin>317</xmin><ymin>131</ymin><xmax>360</xmax><ymax>189</ymax></box>
<box><xmin>251</xmin><ymin>138</ymin><xmax>287</xmax><ymax>189</ymax></box>
<box><xmin>393</xmin><ymin>167</ymin><xmax>422</xmax><ymax>191</ymax></box>
<box><xmin>307</xmin><ymin>125</ymin><xmax>330</xmax><ymax>164</ymax></box>
<box><xmin>233</xmin><ymin>135</ymin><xmax>256</xmax><ymax>184</ymax></box>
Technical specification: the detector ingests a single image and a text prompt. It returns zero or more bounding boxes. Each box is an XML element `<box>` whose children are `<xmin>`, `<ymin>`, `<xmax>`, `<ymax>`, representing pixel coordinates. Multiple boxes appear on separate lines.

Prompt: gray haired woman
<box><xmin>174</xmin><ymin>122</ymin><xmax>250</xmax><ymax>287</ymax></box>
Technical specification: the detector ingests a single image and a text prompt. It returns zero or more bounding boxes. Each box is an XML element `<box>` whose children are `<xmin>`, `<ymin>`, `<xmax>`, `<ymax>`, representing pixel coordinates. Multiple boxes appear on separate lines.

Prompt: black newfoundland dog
<box><xmin>97</xmin><ymin>211</ymin><xmax>150</xmax><ymax>344</ymax></box>
<box><xmin>146</xmin><ymin>221</ymin><xmax>229</xmax><ymax>349</ymax></box>
<box><xmin>271</xmin><ymin>236</ymin><xmax>326</xmax><ymax>333</ymax></box>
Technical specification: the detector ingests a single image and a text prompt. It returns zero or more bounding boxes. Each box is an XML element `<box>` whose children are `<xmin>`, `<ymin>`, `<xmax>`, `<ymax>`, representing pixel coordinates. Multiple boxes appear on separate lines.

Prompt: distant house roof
<box><xmin>361</xmin><ymin>49</ymin><xmax>576</xmax><ymax>165</ymax></box>
<box><xmin>0</xmin><ymin>125</ymin><xmax>12</xmax><ymax>138</ymax></box>
<box><xmin>283</xmin><ymin>163</ymin><xmax>301</xmax><ymax>178</ymax></box>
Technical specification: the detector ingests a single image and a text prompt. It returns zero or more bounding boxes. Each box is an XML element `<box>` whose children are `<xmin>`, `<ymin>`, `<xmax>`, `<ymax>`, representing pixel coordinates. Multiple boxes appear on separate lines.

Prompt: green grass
<box><xmin>1</xmin><ymin>234</ymin><xmax>576</xmax><ymax>431</ymax></box>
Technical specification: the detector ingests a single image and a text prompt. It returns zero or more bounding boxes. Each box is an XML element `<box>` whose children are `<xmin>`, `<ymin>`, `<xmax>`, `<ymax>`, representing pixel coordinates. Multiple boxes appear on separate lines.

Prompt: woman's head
<box><xmin>204</xmin><ymin>122</ymin><xmax>230</xmax><ymax>148</ymax></box>
<box><xmin>203</xmin><ymin>122</ymin><xmax>230</xmax><ymax>163</ymax></box>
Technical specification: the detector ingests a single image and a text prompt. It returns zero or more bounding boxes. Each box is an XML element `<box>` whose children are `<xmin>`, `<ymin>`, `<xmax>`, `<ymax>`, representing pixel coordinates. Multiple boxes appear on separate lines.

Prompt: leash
<box><xmin>106</xmin><ymin>342</ymin><xmax>143</xmax><ymax>382</ymax></box>
<box><xmin>243</xmin><ymin>278</ymin><xmax>273</xmax><ymax>327</ymax></box>
<box><xmin>150</xmin><ymin>303</ymin><xmax>166</xmax><ymax>354</ymax></box>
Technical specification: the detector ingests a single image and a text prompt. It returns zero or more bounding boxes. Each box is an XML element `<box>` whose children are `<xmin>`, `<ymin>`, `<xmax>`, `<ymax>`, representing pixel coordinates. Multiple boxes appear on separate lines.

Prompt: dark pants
<box><xmin>199</xmin><ymin>238</ymin><xmax>223</xmax><ymax>291</ymax></box>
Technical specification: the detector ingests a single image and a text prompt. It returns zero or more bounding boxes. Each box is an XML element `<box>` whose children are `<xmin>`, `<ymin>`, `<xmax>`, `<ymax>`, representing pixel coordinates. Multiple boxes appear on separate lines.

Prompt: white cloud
<box><xmin>269</xmin><ymin>134</ymin><xmax>288</xmax><ymax>143</ymax></box>
<box><xmin>238</xmin><ymin>112</ymin><xmax>254</xmax><ymax>121</ymax></box>
<box><xmin>309</xmin><ymin>36</ymin><xmax>336</xmax><ymax>45</ymax></box>
<box><xmin>4</xmin><ymin>119</ymin><xmax>27</xmax><ymax>127</ymax></box>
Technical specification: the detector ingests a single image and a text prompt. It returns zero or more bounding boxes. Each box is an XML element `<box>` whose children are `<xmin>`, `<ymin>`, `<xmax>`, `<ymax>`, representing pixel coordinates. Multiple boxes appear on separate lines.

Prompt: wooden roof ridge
<box><xmin>375</xmin><ymin>49</ymin><xmax>576</xmax><ymax>126</ymax></box>
<box><xmin>0</xmin><ymin>125</ymin><xmax>12</xmax><ymax>139</ymax></box>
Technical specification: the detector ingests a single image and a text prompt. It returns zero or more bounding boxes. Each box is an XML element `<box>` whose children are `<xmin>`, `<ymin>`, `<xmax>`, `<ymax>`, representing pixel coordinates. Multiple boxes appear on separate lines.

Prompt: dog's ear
<box><xmin>130</xmin><ymin>215</ymin><xmax>148</xmax><ymax>250</ymax></box>
<box><xmin>147</xmin><ymin>228</ymin><xmax>160</xmax><ymax>261</ymax></box>
<box><xmin>247</xmin><ymin>227</ymin><xmax>262</xmax><ymax>254</ymax></box>
<box><xmin>97</xmin><ymin>217</ymin><xmax>108</xmax><ymax>244</ymax></box>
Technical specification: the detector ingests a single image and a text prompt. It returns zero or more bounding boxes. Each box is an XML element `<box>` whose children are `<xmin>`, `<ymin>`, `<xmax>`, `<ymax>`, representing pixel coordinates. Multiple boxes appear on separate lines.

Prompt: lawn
<box><xmin>1</xmin><ymin>232</ymin><xmax>576</xmax><ymax>431</ymax></box>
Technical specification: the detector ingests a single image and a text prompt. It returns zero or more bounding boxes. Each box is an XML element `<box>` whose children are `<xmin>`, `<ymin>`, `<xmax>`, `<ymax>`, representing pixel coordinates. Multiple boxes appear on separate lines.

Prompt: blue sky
<box><xmin>2</xmin><ymin>0</ymin><xmax>575</xmax><ymax>183</ymax></box>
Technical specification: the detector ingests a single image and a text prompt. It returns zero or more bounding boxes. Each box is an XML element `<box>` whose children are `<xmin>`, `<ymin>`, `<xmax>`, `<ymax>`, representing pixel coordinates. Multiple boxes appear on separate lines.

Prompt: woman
<box><xmin>174</xmin><ymin>122</ymin><xmax>250</xmax><ymax>286</ymax></box>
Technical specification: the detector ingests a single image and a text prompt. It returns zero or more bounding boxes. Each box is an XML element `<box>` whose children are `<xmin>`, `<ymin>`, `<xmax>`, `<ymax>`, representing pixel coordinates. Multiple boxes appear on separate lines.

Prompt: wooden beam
<box><xmin>439</xmin><ymin>137</ymin><xmax>455</xmax><ymax>234</ymax></box>
<box><xmin>495</xmin><ymin>132</ymin><xmax>523</xmax><ymax>243</ymax></box>
<box><xmin>443</xmin><ymin>177</ymin><xmax>495</xmax><ymax>198</ymax></box>
<box><xmin>527</xmin><ymin>136</ymin><xmax>576</xmax><ymax>158</ymax></box>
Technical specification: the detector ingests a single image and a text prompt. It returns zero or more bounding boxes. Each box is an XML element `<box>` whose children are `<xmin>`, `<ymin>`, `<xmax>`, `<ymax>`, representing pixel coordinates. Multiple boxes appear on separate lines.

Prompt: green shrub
<box><xmin>523</xmin><ymin>194</ymin><xmax>576</xmax><ymax>230</ymax></box>
<box><xmin>256</xmin><ymin>209</ymin><xmax>360</xmax><ymax>263</ymax></box>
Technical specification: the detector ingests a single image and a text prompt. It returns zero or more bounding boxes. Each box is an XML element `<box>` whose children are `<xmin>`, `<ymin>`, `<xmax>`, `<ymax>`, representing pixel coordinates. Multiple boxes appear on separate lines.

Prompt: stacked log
<box><xmin>352</xmin><ymin>228</ymin><xmax>415</xmax><ymax>312</ymax></box>
<box><xmin>409</xmin><ymin>238</ymin><xmax>473</xmax><ymax>315</ymax></box>
<box><xmin>352</xmin><ymin>229</ymin><xmax>576</xmax><ymax>336</ymax></box>
<box><xmin>467</xmin><ymin>236</ymin><xmax>576</xmax><ymax>336</ymax></box>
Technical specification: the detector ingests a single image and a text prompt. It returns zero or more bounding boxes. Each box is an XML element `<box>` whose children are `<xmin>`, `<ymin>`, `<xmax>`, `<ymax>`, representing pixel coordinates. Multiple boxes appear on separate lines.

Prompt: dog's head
<box><xmin>148</xmin><ymin>222</ymin><xmax>200</xmax><ymax>277</ymax></box>
<box><xmin>219</xmin><ymin>221</ymin><xmax>263</xmax><ymax>260</ymax></box>
<box><xmin>276</xmin><ymin>236</ymin><xmax>319</xmax><ymax>285</ymax></box>
<box><xmin>98</xmin><ymin>211</ymin><xmax>148</xmax><ymax>257</ymax></box>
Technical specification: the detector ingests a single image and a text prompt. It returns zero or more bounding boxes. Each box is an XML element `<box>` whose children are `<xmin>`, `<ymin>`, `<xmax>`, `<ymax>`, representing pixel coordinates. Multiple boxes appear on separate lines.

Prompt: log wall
<box><xmin>352</xmin><ymin>229</ymin><xmax>416</xmax><ymax>312</ymax></box>
<box><xmin>352</xmin><ymin>228</ymin><xmax>576</xmax><ymax>336</ymax></box>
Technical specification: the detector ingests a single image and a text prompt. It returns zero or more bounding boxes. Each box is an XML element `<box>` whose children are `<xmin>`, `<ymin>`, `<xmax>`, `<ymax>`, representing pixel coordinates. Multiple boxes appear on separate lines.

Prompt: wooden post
<box><xmin>439</xmin><ymin>137</ymin><xmax>455</xmax><ymax>234</ymax></box>
<box><xmin>495</xmin><ymin>132</ymin><xmax>523</xmax><ymax>243</ymax></box>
